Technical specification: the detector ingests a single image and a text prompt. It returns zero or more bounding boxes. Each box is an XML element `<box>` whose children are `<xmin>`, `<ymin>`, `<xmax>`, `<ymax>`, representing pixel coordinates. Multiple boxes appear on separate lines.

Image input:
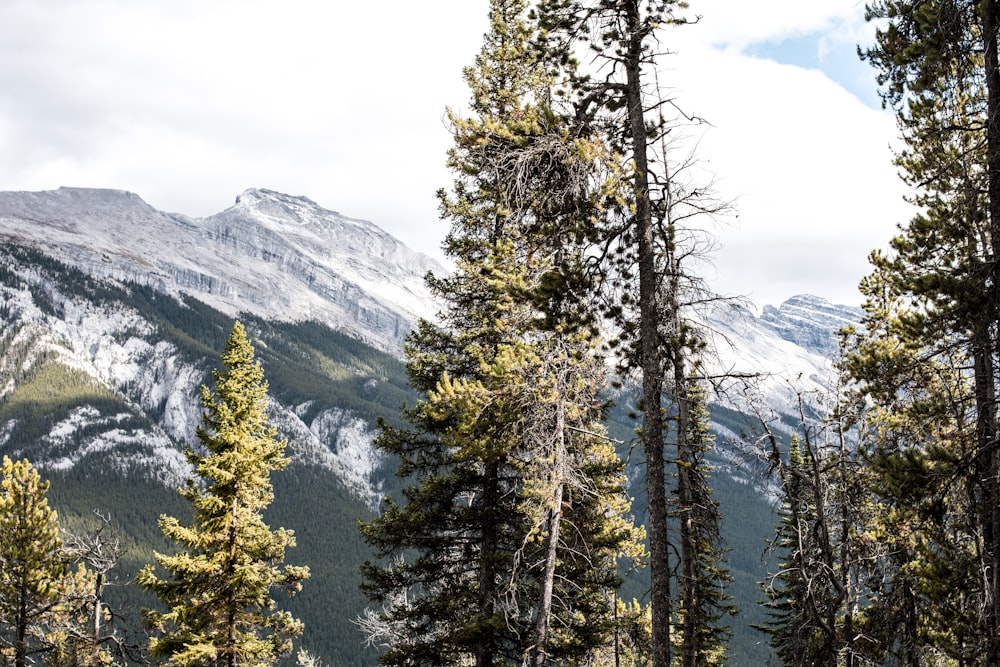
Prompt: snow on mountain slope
<box><xmin>0</xmin><ymin>244</ymin><xmax>388</xmax><ymax>506</ymax></box>
<box><xmin>0</xmin><ymin>187</ymin><xmax>444</xmax><ymax>353</ymax></box>
<box><xmin>704</xmin><ymin>296</ymin><xmax>861</xmax><ymax>419</ymax></box>
<box><xmin>0</xmin><ymin>186</ymin><xmax>861</xmax><ymax>500</ymax></box>
<box><xmin>760</xmin><ymin>294</ymin><xmax>861</xmax><ymax>358</ymax></box>
<box><xmin>0</xmin><ymin>188</ymin><xmax>858</xmax><ymax>402</ymax></box>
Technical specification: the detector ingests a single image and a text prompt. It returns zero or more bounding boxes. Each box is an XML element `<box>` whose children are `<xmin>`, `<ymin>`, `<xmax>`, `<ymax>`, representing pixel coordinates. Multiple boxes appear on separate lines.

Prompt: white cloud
<box><xmin>665</xmin><ymin>42</ymin><xmax>909</xmax><ymax>308</ymax></box>
<box><xmin>0</xmin><ymin>0</ymin><xmax>909</xmax><ymax>309</ymax></box>
<box><xmin>689</xmin><ymin>0</ymin><xmax>865</xmax><ymax>48</ymax></box>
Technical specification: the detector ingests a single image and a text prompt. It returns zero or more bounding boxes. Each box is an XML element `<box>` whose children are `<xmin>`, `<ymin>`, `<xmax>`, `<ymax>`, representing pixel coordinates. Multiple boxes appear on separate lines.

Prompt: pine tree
<box><xmin>0</xmin><ymin>457</ymin><xmax>70</xmax><ymax>667</ymax></box>
<box><xmin>359</xmin><ymin>1</ymin><xmax>643</xmax><ymax>664</ymax></box>
<box><xmin>756</xmin><ymin>385</ymin><xmax>886</xmax><ymax>667</ymax></box>
<box><xmin>756</xmin><ymin>435</ymin><xmax>835</xmax><ymax>666</ymax></box>
<box><xmin>853</xmin><ymin>1</ymin><xmax>1000</xmax><ymax>660</ymax></box>
<box><xmin>842</xmin><ymin>276</ymin><xmax>984</xmax><ymax>663</ymax></box>
<box><xmin>673</xmin><ymin>380</ymin><xmax>734</xmax><ymax>666</ymax></box>
<box><xmin>863</xmin><ymin>0</ymin><xmax>1000</xmax><ymax>664</ymax></box>
<box><xmin>532</xmin><ymin>4</ymin><xmax>735</xmax><ymax>665</ymax></box>
<box><xmin>138</xmin><ymin>321</ymin><xmax>309</xmax><ymax>667</ymax></box>
<box><xmin>0</xmin><ymin>458</ymin><xmax>124</xmax><ymax>667</ymax></box>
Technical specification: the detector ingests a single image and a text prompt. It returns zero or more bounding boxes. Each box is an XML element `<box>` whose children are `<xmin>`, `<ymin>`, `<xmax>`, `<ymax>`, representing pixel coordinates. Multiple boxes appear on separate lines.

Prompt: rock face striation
<box><xmin>760</xmin><ymin>294</ymin><xmax>862</xmax><ymax>358</ymax></box>
<box><xmin>0</xmin><ymin>187</ymin><xmax>444</xmax><ymax>353</ymax></box>
<box><xmin>0</xmin><ymin>186</ymin><xmax>866</xmax><ymax>479</ymax></box>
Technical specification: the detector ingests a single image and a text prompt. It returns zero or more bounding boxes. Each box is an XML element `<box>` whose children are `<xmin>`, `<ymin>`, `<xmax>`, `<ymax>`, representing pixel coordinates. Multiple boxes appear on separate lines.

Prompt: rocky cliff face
<box><xmin>760</xmin><ymin>294</ymin><xmax>862</xmax><ymax>358</ymax></box>
<box><xmin>0</xmin><ymin>187</ymin><xmax>864</xmax><ymax>475</ymax></box>
<box><xmin>0</xmin><ymin>187</ymin><xmax>444</xmax><ymax>354</ymax></box>
<box><xmin>0</xmin><ymin>243</ymin><xmax>393</xmax><ymax>506</ymax></box>
<box><xmin>695</xmin><ymin>294</ymin><xmax>862</xmax><ymax>423</ymax></box>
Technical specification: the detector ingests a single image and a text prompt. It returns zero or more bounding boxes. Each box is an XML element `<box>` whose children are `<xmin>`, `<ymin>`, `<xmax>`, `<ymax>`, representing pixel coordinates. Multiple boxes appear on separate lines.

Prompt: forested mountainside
<box><xmin>0</xmin><ymin>188</ymin><xmax>860</xmax><ymax>665</ymax></box>
<box><xmin>0</xmin><ymin>242</ymin><xmax>411</xmax><ymax>663</ymax></box>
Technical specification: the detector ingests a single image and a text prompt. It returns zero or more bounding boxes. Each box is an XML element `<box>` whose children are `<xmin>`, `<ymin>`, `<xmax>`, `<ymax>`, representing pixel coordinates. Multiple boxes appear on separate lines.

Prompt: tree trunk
<box><xmin>15</xmin><ymin>570</ymin><xmax>26</xmax><ymax>667</ymax></box>
<box><xmin>982</xmin><ymin>1</ymin><xmax>1000</xmax><ymax>659</ymax></box>
<box><xmin>620</xmin><ymin>1</ymin><xmax>676</xmax><ymax>661</ymax></box>
<box><xmin>531</xmin><ymin>396</ymin><xmax>566</xmax><ymax>667</ymax></box>
<box><xmin>477</xmin><ymin>461</ymin><xmax>501</xmax><ymax>667</ymax></box>
<box><xmin>531</xmin><ymin>495</ymin><xmax>563</xmax><ymax>667</ymax></box>
<box><xmin>674</xmin><ymin>357</ymin><xmax>698</xmax><ymax>667</ymax></box>
<box><xmin>621</xmin><ymin>0</ymin><xmax>672</xmax><ymax>661</ymax></box>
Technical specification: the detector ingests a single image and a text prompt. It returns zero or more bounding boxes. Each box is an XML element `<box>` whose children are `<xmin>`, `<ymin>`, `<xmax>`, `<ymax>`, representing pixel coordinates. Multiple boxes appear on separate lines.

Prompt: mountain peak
<box><xmin>760</xmin><ymin>294</ymin><xmax>862</xmax><ymax>357</ymax></box>
<box><xmin>0</xmin><ymin>187</ymin><xmax>158</xmax><ymax>226</ymax></box>
<box><xmin>234</xmin><ymin>188</ymin><xmax>320</xmax><ymax>211</ymax></box>
<box><xmin>0</xmin><ymin>187</ymin><xmax>444</xmax><ymax>353</ymax></box>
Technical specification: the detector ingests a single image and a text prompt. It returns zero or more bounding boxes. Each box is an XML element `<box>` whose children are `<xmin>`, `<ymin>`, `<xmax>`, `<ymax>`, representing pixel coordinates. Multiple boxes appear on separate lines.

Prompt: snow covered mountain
<box><xmin>704</xmin><ymin>295</ymin><xmax>861</xmax><ymax>420</ymax></box>
<box><xmin>0</xmin><ymin>186</ymin><xmax>860</xmax><ymax>665</ymax></box>
<box><xmin>0</xmin><ymin>187</ymin><xmax>443</xmax><ymax>353</ymax></box>
<box><xmin>0</xmin><ymin>186</ymin><xmax>861</xmax><ymax>469</ymax></box>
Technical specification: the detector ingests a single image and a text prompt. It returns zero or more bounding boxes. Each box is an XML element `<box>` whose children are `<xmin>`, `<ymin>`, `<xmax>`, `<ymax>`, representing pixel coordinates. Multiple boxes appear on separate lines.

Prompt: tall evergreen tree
<box><xmin>842</xmin><ymin>275</ymin><xmax>985</xmax><ymax>663</ymax></box>
<box><xmin>138</xmin><ymin>321</ymin><xmax>309</xmax><ymax>667</ymax></box>
<box><xmin>853</xmin><ymin>1</ymin><xmax>1000</xmax><ymax>660</ymax></box>
<box><xmin>0</xmin><ymin>458</ymin><xmax>124</xmax><ymax>667</ymax></box>
<box><xmin>0</xmin><ymin>457</ymin><xmax>70</xmax><ymax>667</ymax></box>
<box><xmin>533</xmin><ymin>3</ymin><xmax>737</xmax><ymax>665</ymax></box>
<box><xmin>673</xmin><ymin>379</ymin><xmax>734</xmax><ymax>667</ymax></box>
<box><xmin>359</xmin><ymin>1</ymin><xmax>643</xmax><ymax>664</ymax></box>
<box><xmin>756</xmin><ymin>435</ymin><xmax>838</xmax><ymax>666</ymax></box>
<box><xmin>861</xmin><ymin>0</ymin><xmax>994</xmax><ymax>463</ymax></box>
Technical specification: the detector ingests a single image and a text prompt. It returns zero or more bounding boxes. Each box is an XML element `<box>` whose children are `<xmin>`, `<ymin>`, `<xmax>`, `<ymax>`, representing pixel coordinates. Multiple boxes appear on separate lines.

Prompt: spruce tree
<box><xmin>673</xmin><ymin>380</ymin><xmax>734</xmax><ymax>666</ymax></box>
<box><xmin>138</xmin><ymin>321</ymin><xmax>309</xmax><ymax>667</ymax></box>
<box><xmin>756</xmin><ymin>435</ymin><xmax>835</xmax><ymax>666</ymax></box>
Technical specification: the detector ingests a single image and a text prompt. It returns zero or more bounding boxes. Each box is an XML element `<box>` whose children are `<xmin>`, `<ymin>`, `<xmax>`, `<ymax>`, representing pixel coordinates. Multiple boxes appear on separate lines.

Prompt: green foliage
<box><xmin>0</xmin><ymin>457</ymin><xmax>116</xmax><ymax>667</ymax></box>
<box><xmin>672</xmin><ymin>381</ymin><xmax>736</xmax><ymax>666</ymax></box>
<box><xmin>360</xmin><ymin>2</ymin><xmax>643</xmax><ymax>665</ymax></box>
<box><xmin>138</xmin><ymin>322</ymin><xmax>309</xmax><ymax>666</ymax></box>
<box><xmin>0</xmin><ymin>238</ymin><xmax>788</xmax><ymax>665</ymax></box>
<box><xmin>0</xmin><ymin>351</ymin><xmax>130</xmax><ymax>450</ymax></box>
<box><xmin>846</xmin><ymin>1</ymin><xmax>1000</xmax><ymax>661</ymax></box>
<box><xmin>0</xmin><ymin>241</ymin><xmax>407</xmax><ymax>665</ymax></box>
<box><xmin>0</xmin><ymin>456</ymin><xmax>69</xmax><ymax>666</ymax></box>
<box><xmin>755</xmin><ymin>435</ymin><xmax>836</xmax><ymax>666</ymax></box>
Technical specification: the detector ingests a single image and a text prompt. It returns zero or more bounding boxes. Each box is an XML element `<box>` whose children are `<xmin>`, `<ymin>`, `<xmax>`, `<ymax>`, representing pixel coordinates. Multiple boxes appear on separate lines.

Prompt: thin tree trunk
<box><xmin>972</xmin><ymin>318</ymin><xmax>998</xmax><ymax>661</ymax></box>
<box><xmin>622</xmin><ymin>0</ymin><xmax>672</xmax><ymax>660</ymax></box>
<box><xmin>531</xmin><ymin>395</ymin><xmax>566</xmax><ymax>667</ymax></box>
<box><xmin>15</xmin><ymin>571</ymin><xmax>26</xmax><ymax>667</ymax></box>
<box><xmin>837</xmin><ymin>418</ymin><xmax>855</xmax><ymax>667</ymax></box>
<box><xmin>675</xmin><ymin>356</ymin><xmax>698</xmax><ymax>667</ymax></box>
<box><xmin>982</xmin><ymin>2</ymin><xmax>1000</xmax><ymax>658</ymax></box>
<box><xmin>93</xmin><ymin>572</ymin><xmax>102</xmax><ymax>640</ymax></box>
<box><xmin>478</xmin><ymin>461</ymin><xmax>501</xmax><ymax>667</ymax></box>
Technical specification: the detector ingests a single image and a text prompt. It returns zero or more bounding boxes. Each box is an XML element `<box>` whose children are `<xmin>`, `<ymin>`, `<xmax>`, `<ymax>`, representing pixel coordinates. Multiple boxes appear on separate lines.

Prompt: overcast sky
<box><xmin>0</xmin><ymin>1</ymin><xmax>910</xmax><ymax>310</ymax></box>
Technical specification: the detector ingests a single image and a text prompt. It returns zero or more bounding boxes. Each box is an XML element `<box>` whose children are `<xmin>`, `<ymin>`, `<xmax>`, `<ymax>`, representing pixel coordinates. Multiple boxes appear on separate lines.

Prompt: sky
<box><xmin>0</xmin><ymin>0</ymin><xmax>911</xmax><ymax>311</ymax></box>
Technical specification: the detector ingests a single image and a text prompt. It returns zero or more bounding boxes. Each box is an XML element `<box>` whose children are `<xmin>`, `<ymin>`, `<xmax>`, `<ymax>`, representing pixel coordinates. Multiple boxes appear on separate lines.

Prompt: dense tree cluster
<box><xmin>363</xmin><ymin>0</ymin><xmax>1000</xmax><ymax>665</ymax></box>
<box><xmin>750</xmin><ymin>2</ymin><xmax>1000</xmax><ymax>665</ymax></box>
<box><xmin>11</xmin><ymin>2</ymin><xmax>1000</xmax><ymax>666</ymax></box>
<box><xmin>0</xmin><ymin>322</ymin><xmax>308</xmax><ymax>667</ymax></box>
<box><xmin>360</xmin><ymin>1</ymin><xmax>736</xmax><ymax>666</ymax></box>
